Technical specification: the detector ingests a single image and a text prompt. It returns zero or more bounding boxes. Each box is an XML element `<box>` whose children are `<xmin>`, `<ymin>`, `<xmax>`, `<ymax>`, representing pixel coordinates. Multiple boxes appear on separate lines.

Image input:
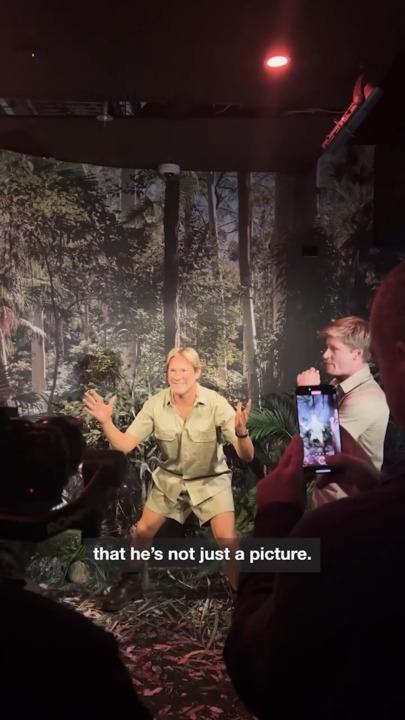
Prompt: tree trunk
<box><xmin>59</xmin><ymin>318</ymin><xmax>65</xmax><ymax>360</ymax></box>
<box><xmin>272</xmin><ymin>174</ymin><xmax>294</xmax><ymax>340</ymax></box>
<box><xmin>121</xmin><ymin>168</ymin><xmax>136</xmax><ymax>221</ymax></box>
<box><xmin>130</xmin><ymin>338</ymin><xmax>140</xmax><ymax>403</ymax></box>
<box><xmin>265</xmin><ymin>173</ymin><xmax>294</xmax><ymax>391</ymax></box>
<box><xmin>238</xmin><ymin>172</ymin><xmax>260</xmax><ymax>406</ymax></box>
<box><xmin>83</xmin><ymin>301</ymin><xmax>90</xmax><ymax>340</ymax></box>
<box><xmin>163</xmin><ymin>175</ymin><xmax>181</xmax><ymax>354</ymax></box>
<box><xmin>42</xmin><ymin>256</ymin><xmax>60</xmax><ymax>412</ymax></box>
<box><xmin>207</xmin><ymin>171</ymin><xmax>227</xmax><ymax>387</ymax></box>
<box><xmin>31</xmin><ymin>307</ymin><xmax>46</xmax><ymax>393</ymax></box>
<box><xmin>0</xmin><ymin>330</ymin><xmax>12</xmax><ymax>405</ymax></box>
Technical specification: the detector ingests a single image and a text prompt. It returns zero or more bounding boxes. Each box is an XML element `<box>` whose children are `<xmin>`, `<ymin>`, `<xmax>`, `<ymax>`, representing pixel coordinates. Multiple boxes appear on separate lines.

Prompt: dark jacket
<box><xmin>224</xmin><ymin>471</ymin><xmax>405</xmax><ymax>719</ymax></box>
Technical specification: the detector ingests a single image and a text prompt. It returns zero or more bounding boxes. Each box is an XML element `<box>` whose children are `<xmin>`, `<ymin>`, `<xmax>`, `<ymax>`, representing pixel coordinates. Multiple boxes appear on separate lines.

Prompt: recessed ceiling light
<box><xmin>265</xmin><ymin>54</ymin><xmax>290</xmax><ymax>69</ymax></box>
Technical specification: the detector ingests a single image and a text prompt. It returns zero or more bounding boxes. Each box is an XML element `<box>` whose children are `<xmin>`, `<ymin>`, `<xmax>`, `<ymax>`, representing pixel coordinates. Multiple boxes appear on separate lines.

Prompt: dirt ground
<box><xmin>57</xmin><ymin>573</ymin><xmax>255</xmax><ymax>720</ymax></box>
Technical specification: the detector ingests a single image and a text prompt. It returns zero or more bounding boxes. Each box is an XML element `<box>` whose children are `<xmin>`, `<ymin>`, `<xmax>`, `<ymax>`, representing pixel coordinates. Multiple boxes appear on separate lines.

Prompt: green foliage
<box><xmin>75</xmin><ymin>346</ymin><xmax>122</xmax><ymax>393</ymax></box>
<box><xmin>234</xmin><ymin>409</ymin><xmax>290</xmax><ymax>531</ymax></box>
<box><xmin>58</xmin><ymin>344</ymin><xmax>128</xmax><ymax>448</ymax></box>
<box><xmin>234</xmin><ymin>486</ymin><xmax>256</xmax><ymax>536</ymax></box>
<box><xmin>13</xmin><ymin>391</ymin><xmax>48</xmax><ymax>413</ymax></box>
<box><xmin>58</xmin><ymin>534</ymin><xmax>110</xmax><ymax>587</ymax></box>
<box><xmin>248</xmin><ymin>394</ymin><xmax>297</xmax><ymax>442</ymax></box>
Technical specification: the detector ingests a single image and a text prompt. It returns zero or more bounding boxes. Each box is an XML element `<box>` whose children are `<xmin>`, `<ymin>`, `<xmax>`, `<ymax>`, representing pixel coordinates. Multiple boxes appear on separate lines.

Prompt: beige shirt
<box><xmin>313</xmin><ymin>365</ymin><xmax>389</xmax><ymax>507</ymax></box>
<box><xmin>336</xmin><ymin>365</ymin><xmax>389</xmax><ymax>470</ymax></box>
<box><xmin>126</xmin><ymin>384</ymin><xmax>237</xmax><ymax>505</ymax></box>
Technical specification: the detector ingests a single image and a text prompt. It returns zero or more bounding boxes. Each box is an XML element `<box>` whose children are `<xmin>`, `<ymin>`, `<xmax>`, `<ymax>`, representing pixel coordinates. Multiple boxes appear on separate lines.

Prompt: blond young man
<box><xmin>84</xmin><ymin>347</ymin><xmax>253</xmax><ymax>611</ymax></box>
<box><xmin>224</xmin><ymin>263</ymin><xmax>405</xmax><ymax>720</ymax></box>
<box><xmin>297</xmin><ymin>316</ymin><xmax>389</xmax><ymax>505</ymax></box>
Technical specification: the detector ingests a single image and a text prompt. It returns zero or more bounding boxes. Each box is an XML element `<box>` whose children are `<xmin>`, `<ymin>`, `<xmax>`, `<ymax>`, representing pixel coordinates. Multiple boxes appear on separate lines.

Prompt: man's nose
<box><xmin>322</xmin><ymin>349</ymin><xmax>330</xmax><ymax>359</ymax></box>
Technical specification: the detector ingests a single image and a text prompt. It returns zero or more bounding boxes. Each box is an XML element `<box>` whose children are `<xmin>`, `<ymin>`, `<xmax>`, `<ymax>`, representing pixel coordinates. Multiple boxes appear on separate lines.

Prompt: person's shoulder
<box><xmin>361</xmin><ymin>376</ymin><xmax>389</xmax><ymax>410</ymax></box>
<box><xmin>142</xmin><ymin>388</ymin><xmax>169</xmax><ymax>408</ymax></box>
<box><xmin>199</xmin><ymin>384</ymin><xmax>228</xmax><ymax>404</ymax></box>
<box><xmin>151</xmin><ymin>387</ymin><xmax>170</xmax><ymax>401</ymax></box>
<box><xmin>213</xmin><ymin>389</ymin><xmax>234</xmax><ymax>412</ymax></box>
<box><xmin>347</xmin><ymin>372</ymin><xmax>388</xmax><ymax>407</ymax></box>
<box><xmin>365</xmin><ymin>371</ymin><xmax>386</xmax><ymax>392</ymax></box>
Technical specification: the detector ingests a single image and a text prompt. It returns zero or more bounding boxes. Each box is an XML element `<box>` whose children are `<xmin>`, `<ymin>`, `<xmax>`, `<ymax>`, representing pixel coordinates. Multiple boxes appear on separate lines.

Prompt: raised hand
<box><xmin>296</xmin><ymin>368</ymin><xmax>320</xmax><ymax>386</ymax></box>
<box><xmin>317</xmin><ymin>454</ymin><xmax>381</xmax><ymax>496</ymax></box>
<box><xmin>235</xmin><ymin>399</ymin><xmax>252</xmax><ymax>436</ymax></box>
<box><xmin>83</xmin><ymin>389</ymin><xmax>116</xmax><ymax>425</ymax></box>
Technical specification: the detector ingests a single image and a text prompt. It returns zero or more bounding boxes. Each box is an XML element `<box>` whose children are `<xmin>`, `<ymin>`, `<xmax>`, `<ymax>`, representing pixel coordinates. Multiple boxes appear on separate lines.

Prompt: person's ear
<box><xmin>195</xmin><ymin>368</ymin><xmax>202</xmax><ymax>380</ymax></box>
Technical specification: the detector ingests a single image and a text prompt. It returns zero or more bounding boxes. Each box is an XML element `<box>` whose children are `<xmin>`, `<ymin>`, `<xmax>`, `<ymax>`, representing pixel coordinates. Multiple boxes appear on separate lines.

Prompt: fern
<box><xmin>248</xmin><ymin>393</ymin><xmax>297</xmax><ymax>442</ymax></box>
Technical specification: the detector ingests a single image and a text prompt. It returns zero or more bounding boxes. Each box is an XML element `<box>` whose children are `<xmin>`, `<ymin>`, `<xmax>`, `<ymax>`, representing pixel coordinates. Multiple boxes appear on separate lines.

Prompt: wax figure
<box><xmin>84</xmin><ymin>346</ymin><xmax>254</xmax><ymax>611</ymax></box>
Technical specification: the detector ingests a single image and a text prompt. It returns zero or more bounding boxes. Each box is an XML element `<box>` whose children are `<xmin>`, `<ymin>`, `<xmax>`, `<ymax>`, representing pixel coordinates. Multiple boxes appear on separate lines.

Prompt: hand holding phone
<box><xmin>295</xmin><ymin>384</ymin><xmax>341</xmax><ymax>473</ymax></box>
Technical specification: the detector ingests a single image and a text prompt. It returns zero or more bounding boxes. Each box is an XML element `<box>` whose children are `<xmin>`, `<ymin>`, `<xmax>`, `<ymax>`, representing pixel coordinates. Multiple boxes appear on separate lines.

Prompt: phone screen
<box><xmin>296</xmin><ymin>385</ymin><xmax>341</xmax><ymax>471</ymax></box>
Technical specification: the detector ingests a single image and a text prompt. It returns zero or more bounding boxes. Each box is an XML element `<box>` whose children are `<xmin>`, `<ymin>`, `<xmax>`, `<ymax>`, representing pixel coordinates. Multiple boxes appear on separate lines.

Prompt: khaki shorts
<box><xmin>145</xmin><ymin>483</ymin><xmax>234</xmax><ymax>526</ymax></box>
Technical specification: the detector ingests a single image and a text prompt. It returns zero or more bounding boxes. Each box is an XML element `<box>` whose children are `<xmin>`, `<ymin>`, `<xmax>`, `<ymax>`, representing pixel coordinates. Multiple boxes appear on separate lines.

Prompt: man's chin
<box><xmin>171</xmin><ymin>386</ymin><xmax>188</xmax><ymax>395</ymax></box>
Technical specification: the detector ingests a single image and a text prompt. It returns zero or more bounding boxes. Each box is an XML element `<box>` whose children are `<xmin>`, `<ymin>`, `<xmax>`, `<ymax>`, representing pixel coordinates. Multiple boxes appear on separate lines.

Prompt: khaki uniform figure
<box><xmin>84</xmin><ymin>347</ymin><xmax>253</xmax><ymax>611</ymax></box>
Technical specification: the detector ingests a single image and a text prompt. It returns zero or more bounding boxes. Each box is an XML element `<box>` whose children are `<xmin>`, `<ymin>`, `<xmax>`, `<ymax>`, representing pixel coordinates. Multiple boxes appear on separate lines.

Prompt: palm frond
<box><xmin>18</xmin><ymin>318</ymin><xmax>47</xmax><ymax>339</ymax></box>
<box><xmin>14</xmin><ymin>391</ymin><xmax>48</xmax><ymax>412</ymax></box>
<box><xmin>248</xmin><ymin>393</ymin><xmax>297</xmax><ymax>442</ymax></box>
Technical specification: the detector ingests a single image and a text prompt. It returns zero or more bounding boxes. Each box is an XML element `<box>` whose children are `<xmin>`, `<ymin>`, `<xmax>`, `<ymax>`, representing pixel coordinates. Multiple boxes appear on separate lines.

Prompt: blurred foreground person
<box><xmin>0</xmin><ymin>411</ymin><xmax>152</xmax><ymax>719</ymax></box>
<box><xmin>224</xmin><ymin>262</ymin><xmax>405</xmax><ymax>720</ymax></box>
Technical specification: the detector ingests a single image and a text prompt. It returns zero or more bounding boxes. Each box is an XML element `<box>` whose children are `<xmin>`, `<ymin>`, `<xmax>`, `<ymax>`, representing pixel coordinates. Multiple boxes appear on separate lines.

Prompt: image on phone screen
<box><xmin>296</xmin><ymin>385</ymin><xmax>341</xmax><ymax>470</ymax></box>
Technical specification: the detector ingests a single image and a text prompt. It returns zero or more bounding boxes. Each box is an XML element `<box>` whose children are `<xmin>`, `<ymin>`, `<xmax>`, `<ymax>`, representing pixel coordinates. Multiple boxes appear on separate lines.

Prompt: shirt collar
<box><xmin>336</xmin><ymin>365</ymin><xmax>372</xmax><ymax>395</ymax></box>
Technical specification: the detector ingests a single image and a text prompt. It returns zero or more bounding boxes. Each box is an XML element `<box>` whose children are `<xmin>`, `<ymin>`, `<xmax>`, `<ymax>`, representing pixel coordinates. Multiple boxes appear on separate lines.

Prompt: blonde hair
<box><xmin>319</xmin><ymin>316</ymin><xmax>371</xmax><ymax>361</ymax></box>
<box><xmin>166</xmin><ymin>347</ymin><xmax>202</xmax><ymax>371</ymax></box>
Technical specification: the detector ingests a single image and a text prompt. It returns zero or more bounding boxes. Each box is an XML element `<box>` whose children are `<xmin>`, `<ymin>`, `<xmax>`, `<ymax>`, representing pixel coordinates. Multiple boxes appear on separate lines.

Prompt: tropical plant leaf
<box><xmin>14</xmin><ymin>391</ymin><xmax>48</xmax><ymax>411</ymax></box>
<box><xmin>248</xmin><ymin>393</ymin><xmax>297</xmax><ymax>442</ymax></box>
<box><xmin>18</xmin><ymin>318</ymin><xmax>47</xmax><ymax>338</ymax></box>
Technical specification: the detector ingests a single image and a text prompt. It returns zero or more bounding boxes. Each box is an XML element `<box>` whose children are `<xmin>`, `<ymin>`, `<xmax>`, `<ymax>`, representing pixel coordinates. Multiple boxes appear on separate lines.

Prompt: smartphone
<box><xmin>295</xmin><ymin>384</ymin><xmax>341</xmax><ymax>473</ymax></box>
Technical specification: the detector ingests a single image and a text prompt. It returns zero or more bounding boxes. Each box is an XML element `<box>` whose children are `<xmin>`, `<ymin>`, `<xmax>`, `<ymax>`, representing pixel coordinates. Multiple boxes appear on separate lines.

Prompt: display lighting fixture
<box><xmin>265</xmin><ymin>54</ymin><xmax>290</xmax><ymax>69</ymax></box>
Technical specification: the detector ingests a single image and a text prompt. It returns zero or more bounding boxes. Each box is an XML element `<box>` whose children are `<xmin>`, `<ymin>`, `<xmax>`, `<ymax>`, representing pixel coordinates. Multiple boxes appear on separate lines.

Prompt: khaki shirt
<box><xmin>313</xmin><ymin>365</ymin><xmax>389</xmax><ymax>507</ymax></box>
<box><xmin>126</xmin><ymin>384</ymin><xmax>237</xmax><ymax>505</ymax></box>
<box><xmin>336</xmin><ymin>365</ymin><xmax>389</xmax><ymax>470</ymax></box>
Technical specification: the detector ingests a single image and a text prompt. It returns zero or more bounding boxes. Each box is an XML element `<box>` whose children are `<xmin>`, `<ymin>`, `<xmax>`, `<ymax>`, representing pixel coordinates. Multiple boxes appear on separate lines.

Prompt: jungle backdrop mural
<box><xmin>1</xmin><ymin>146</ymin><xmax>404</xmax><ymax>532</ymax></box>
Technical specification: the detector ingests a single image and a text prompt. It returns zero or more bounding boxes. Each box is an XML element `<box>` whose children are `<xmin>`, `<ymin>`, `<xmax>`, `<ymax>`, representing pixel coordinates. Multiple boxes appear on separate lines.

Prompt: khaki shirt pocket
<box><xmin>187</xmin><ymin>428</ymin><xmax>217</xmax><ymax>443</ymax></box>
<box><xmin>154</xmin><ymin>430</ymin><xmax>179</xmax><ymax>462</ymax></box>
<box><xmin>184</xmin><ymin>427</ymin><xmax>218</xmax><ymax>478</ymax></box>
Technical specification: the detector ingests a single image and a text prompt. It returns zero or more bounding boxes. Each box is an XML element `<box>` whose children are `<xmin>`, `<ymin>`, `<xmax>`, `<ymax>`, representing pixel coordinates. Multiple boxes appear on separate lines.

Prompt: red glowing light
<box><xmin>265</xmin><ymin>55</ymin><xmax>290</xmax><ymax>68</ymax></box>
<box><xmin>28</xmin><ymin>487</ymin><xmax>35</xmax><ymax>494</ymax></box>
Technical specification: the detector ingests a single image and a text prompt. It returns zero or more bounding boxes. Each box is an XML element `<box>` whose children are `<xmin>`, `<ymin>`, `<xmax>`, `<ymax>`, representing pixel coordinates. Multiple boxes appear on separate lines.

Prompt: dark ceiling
<box><xmin>0</xmin><ymin>0</ymin><xmax>405</xmax><ymax>171</ymax></box>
